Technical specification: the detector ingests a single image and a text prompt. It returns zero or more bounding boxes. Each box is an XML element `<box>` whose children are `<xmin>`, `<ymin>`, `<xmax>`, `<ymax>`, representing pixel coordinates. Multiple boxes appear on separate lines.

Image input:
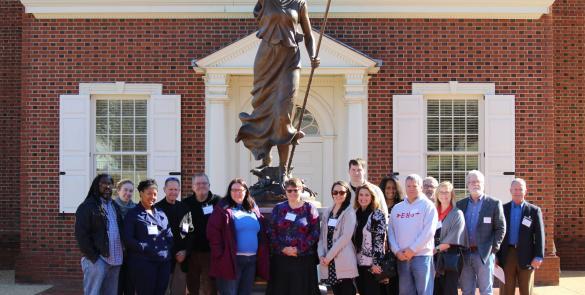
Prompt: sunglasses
<box><xmin>331</xmin><ymin>190</ymin><xmax>347</xmax><ymax>196</ymax></box>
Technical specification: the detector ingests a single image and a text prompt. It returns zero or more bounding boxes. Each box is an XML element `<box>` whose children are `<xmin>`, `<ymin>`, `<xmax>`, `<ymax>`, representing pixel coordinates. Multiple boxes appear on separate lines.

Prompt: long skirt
<box><xmin>265</xmin><ymin>254</ymin><xmax>320</xmax><ymax>295</ymax></box>
<box><xmin>236</xmin><ymin>39</ymin><xmax>301</xmax><ymax>161</ymax></box>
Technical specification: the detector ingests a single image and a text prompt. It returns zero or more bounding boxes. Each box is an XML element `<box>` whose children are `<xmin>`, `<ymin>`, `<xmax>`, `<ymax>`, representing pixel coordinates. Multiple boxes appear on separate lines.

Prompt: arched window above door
<box><xmin>292</xmin><ymin>105</ymin><xmax>320</xmax><ymax>136</ymax></box>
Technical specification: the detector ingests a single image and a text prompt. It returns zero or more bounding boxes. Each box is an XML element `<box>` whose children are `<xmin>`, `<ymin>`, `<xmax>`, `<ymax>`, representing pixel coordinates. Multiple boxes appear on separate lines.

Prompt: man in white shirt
<box><xmin>389</xmin><ymin>174</ymin><xmax>437</xmax><ymax>295</ymax></box>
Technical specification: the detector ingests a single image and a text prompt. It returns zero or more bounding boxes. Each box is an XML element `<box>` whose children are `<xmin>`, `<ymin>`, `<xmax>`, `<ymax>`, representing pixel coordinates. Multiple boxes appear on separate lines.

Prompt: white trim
<box><xmin>344</xmin><ymin>73</ymin><xmax>369</xmax><ymax>162</ymax></box>
<box><xmin>204</xmin><ymin>73</ymin><xmax>231</xmax><ymax>193</ymax></box>
<box><xmin>21</xmin><ymin>0</ymin><xmax>554</xmax><ymax>19</ymax></box>
<box><xmin>79</xmin><ymin>82</ymin><xmax>163</xmax><ymax>96</ymax></box>
<box><xmin>194</xmin><ymin>30</ymin><xmax>379</xmax><ymax>76</ymax></box>
<box><xmin>413</xmin><ymin>81</ymin><xmax>495</xmax><ymax>95</ymax></box>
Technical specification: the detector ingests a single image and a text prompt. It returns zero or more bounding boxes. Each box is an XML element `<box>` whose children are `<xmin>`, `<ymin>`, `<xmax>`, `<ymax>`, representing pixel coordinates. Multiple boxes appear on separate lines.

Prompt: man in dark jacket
<box><xmin>497</xmin><ymin>178</ymin><xmax>544</xmax><ymax>295</ymax></box>
<box><xmin>182</xmin><ymin>173</ymin><xmax>221</xmax><ymax>295</ymax></box>
<box><xmin>75</xmin><ymin>174</ymin><xmax>124</xmax><ymax>295</ymax></box>
<box><xmin>155</xmin><ymin>177</ymin><xmax>190</xmax><ymax>295</ymax></box>
<box><xmin>457</xmin><ymin>170</ymin><xmax>506</xmax><ymax>295</ymax></box>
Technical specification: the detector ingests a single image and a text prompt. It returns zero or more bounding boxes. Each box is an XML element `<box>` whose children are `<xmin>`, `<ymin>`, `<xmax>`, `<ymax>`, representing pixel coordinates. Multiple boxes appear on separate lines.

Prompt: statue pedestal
<box><xmin>248</xmin><ymin>166</ymin><xmax>321</xmax><ymax>209</ymax></box>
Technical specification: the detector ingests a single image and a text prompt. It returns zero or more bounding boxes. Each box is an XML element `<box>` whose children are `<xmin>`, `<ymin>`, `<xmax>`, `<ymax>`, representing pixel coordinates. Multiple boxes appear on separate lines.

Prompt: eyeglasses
<box><xmin>331</xmin><ymin>190</ymin><xmax>347</xmax><ymax>196</ymax></box>
<box><xmin>286</xmin><ymin>189</ymin><xmax>300</xmax><ymax>193</ymax></box>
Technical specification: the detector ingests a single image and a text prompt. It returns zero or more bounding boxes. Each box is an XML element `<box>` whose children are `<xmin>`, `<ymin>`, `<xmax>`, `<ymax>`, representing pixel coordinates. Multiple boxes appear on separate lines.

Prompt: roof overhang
<box><xmin>20</xmin><ymin>0</ymin><xmax>555</xmax><ymax>19</ymax></box>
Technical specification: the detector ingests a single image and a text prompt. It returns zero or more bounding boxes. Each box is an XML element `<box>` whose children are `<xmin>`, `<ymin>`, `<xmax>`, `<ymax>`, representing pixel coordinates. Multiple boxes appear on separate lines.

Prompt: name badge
<box><xmin>285</xmin><ymin>212</ymin><xmax>297</xmax><ymax>221</ymax></box>
<box><xmin>181</xmin><ymin>223</ymin><xmax>189</xmax><ymax>233</ymax></box>
<box><xmin>436</xmin><ymin>221</ymin><xmax>443</xmax><ymax>229</ymax></box>
<box><xmin>328</xmin><ymin>218</ymin><xmax>338</xmax><ymax>227</ymax></box>
<box><xmin>147</xmin><ymin>225</ymin><xmax>158</xmax><ymax>236</ymax></box>
<box><xmin>202</xmin><ymin>205</ymin><xmax>213</xmax><ymax>215</ymax></box>
<box><xmin>484</xmin><ymin>217</ymin><xmax>492</xmax><ymax>224</ymax></box>
<box><xmin>522</xmin><ymin>217</ymin><xmax>532</xmax><ymax>228</ymax></box>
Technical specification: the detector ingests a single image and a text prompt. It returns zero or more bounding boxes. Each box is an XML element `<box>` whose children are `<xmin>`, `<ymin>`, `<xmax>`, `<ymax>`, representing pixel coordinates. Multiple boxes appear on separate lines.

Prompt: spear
<box><xmin>286</xmin><ymin>0</ymin><xmax>333</xmax><ymax>175</ymax></box>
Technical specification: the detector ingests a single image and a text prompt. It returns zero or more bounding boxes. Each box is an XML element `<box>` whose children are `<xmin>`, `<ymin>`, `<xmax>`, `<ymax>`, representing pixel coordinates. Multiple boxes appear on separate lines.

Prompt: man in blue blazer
<box><xmin>457</xmin><ymin>170</ymin><xmax>506</xmax><ymax>295</ymax></box>
<box><xmin>497</xmin><ymin>178</ymin><xmax>544</xmax><ymax>295</ymax></box>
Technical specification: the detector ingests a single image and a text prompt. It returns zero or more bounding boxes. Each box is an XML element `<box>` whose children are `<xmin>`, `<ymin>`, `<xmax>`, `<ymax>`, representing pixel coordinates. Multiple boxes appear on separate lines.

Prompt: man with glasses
<box><xmin>457</xmin><ymin>170</ymin><xmax>506</xmax><ymax>295</ymax></box>
<box><xmin>155</xmin><ymin>177</ymin><xmax>189</xmax><ymax>295</ymax></box>
<box><xmin>422</xmin><ymin>176</ymin><xmax>439</xmax><ymax>202</ymax></box>
<box><xmin>183</xmin><ymin>173</ymin><xmax>221</xmax><ymax>295</ymax></box>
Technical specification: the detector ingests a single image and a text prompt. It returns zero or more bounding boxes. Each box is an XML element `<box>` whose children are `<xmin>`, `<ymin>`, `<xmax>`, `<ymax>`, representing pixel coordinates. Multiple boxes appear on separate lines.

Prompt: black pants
<box><xmin>433</xmin><ymin>270</ymin><xmax>460</xmax><ymax>295</ymax></box>
<box><xmin>266</xmin><ymin>255</ymin><xmax>320</xmax><ymax>295</ymax></box>
<box><xmin>380</xmin><ymin>277</ymin><xmax>399</xmax><ymax>295</ymax></box>
<box><xmin>129</xmin><ymin>258</ymin><xmax>171</xmax><ymax>295</ymax></box>
<box><xmin>117</xmin><ymin>256</ymin><xmax>134</xmax><ymax>295</ymax></box>
<box><xmin>356</xmin><ymin>266</ymin><xmax>381</xmax><ymax>295</ymax></box>
<box><xmin>331</xmin><ymin>278</ymin><xmax>356</xmax><ymax>295</ymax></box>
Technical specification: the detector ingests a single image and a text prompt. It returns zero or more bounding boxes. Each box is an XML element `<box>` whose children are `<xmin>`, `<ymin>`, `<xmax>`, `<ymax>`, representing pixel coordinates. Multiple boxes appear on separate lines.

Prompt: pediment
<box><xmin>193</xmin><ymin>29</ymin><xmax>380</xmax><ymax>75</ymax></box>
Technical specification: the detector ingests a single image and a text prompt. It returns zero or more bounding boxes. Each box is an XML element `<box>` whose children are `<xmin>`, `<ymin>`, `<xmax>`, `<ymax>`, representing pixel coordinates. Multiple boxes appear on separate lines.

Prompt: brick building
<box><xmin>0</xmin><ymin>0</ymin><xmax>583</xmax><ymax>286</ymax></box>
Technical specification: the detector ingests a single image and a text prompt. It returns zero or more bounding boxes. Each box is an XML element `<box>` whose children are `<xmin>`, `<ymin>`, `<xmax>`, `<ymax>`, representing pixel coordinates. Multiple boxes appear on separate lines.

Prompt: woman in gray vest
<box><xmin>433</xmin><ymin>181</ymin><xmax>468</xmax><ymax>295</ymax></box>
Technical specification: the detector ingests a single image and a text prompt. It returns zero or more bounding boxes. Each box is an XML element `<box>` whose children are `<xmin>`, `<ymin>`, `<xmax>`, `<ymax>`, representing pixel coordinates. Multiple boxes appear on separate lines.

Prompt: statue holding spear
<box><xmin>235</xmin><ymin>0</ymin><xmax>333</xmax><ymax>199</ymax></box>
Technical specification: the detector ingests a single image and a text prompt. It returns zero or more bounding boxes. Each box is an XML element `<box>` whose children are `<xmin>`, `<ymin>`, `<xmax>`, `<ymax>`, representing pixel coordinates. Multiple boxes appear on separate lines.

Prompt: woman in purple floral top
<box><xmin>266</xmin><ymin>178</ymin><xmax>321</xmax><ymax>295</ymax></box>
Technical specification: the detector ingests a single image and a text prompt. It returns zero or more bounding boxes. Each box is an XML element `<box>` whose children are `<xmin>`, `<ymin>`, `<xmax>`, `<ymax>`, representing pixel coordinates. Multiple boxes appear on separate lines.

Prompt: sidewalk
<box><xmin>534</xmin><ymin>271</ymin><xmax>585</xmax><ymax>295</ymax></box>
<box><xmin>1</xmin><ymin>269</ymin><xmax>584</xmax><ymax>295</ymax></box>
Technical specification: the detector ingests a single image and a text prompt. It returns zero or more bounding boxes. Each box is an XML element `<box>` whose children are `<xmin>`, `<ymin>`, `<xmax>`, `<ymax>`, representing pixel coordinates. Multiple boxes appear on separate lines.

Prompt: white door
<box><xmin>248</xmin><ymin>107</ymin><xmax>324</xmax><ymax>199</ymax></box>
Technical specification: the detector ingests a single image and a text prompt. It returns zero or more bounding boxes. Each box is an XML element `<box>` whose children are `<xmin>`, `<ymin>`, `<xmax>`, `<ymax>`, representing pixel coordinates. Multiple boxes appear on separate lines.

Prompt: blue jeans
<box><xmin>459</xmin><ymin>252</ymin><xmax>494</xmax><ymax>295</ymax></box>
<box><xmin>81</xmin><ymin>257</ymin><xmax>121</xmax><ymax>295</ymax></box>
<box><xmin>216</xmin><ymin>255</ymin><xmax>257</xmax><ymax>295</ymax></box>
<box><xmin>397</xmin><ymin>255</ymin><xmax>434</xmax><ymax>295</ymax></box>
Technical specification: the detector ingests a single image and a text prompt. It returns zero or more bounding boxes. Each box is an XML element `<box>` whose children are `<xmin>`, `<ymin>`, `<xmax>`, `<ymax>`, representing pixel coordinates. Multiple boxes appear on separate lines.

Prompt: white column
<box><xmin>204</xmin><ymin>73</ymin><xmax>231</xmax><ymax>193</ymax></box>
<box><xmin>321</xmin><ymin>134</ymin><xmax>336</xmax><ymax>207</ymax></box>
<box><xmin>344</xmin><ymin>73</ymin><xmax>369</xmax><ymax>162</ymax></box>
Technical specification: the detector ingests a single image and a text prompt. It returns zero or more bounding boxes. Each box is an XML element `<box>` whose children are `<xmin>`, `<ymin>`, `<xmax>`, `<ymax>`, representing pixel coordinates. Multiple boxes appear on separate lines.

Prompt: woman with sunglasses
<box><xmin>266</xmin><ymin>178</ymin><xmax>321</xmax><ymax>295</ymax></box>
<box><xmin>318</xmin><ymin>181</ymin><xmax>358</xmax><ymax>295</ymax></box>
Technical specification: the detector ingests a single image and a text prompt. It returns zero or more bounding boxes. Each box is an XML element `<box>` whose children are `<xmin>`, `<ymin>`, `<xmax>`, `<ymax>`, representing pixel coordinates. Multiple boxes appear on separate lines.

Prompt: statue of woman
<box><xmin>236</xmin><ymin>0</ymin><xmax>320</xmax><ymax>180</ymax></box>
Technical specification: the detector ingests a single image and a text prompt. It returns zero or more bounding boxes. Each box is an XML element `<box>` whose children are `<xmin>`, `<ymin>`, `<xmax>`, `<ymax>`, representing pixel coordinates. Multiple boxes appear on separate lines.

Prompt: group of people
<box><xmin>75</xmin><ymin>158</ymin><xmax>545</xmax><ymax>295</ymax></box>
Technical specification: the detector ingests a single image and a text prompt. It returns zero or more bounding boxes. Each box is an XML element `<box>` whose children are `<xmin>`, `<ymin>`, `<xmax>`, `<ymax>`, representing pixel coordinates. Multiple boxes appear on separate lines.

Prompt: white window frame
<box><xmin>90</xmin><ymin>95</ymin><xmax>150</xmax><ymax>192</ymax></box>
<box><xmin>413</xmin><ymin>82</ymin><xmax>492</xmax><ymax>179</ymax></box>
<box><xmin>422</xmin><ymin>94</ymin><xmax>485</xmax><ymax>196</ymax></box>
<box><xmin>59</xmin><ymin>82</ymin><xmax>180</xmax><ymax>213</ymax></box>
<box><xmin>393</xmin><ymin>82</ymin><xmax>515</xmax><ymax>201</ymax></box>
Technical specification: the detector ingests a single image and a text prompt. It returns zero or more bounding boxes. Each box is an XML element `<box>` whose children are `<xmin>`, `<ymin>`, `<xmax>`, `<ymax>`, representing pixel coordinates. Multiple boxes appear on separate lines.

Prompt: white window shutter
<box><xmin>59</xmin><ymin>94</ymin><xmax>91</xmax><ymax>213</ymax></box>
<box><xmin>392</xmin><ymin>95</ymin><xmax>425</xmax><ymax>187</ymax></box>
<box><xmin>484</xmin><ymin>95</ymin><xmax>515</xmax><ymax>203</ymax></box>
<box><xmin>149</xmin><ymin>94</ymin><xmax>181</xmax><ymax>201</ymax></box>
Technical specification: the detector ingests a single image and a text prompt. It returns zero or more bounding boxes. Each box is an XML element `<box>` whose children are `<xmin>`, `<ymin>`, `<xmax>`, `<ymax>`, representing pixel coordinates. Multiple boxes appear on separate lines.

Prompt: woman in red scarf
<box><xmin>433</xmin><ymin>181</ymin><xmax>468</xmax><ymax>295</ymax></box>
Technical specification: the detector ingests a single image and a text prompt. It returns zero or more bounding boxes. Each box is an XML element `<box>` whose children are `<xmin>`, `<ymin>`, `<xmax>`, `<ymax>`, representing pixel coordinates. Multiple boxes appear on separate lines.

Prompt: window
<box><xmin>94</xmin><ymin>98</ymin><xmax>148</xmax><ymax>199</ymax></box>
<box><xmin>292</xmin><ymin>105</ymin><xmax>320</xmax><ymax>136</ymax></box>
<box><xmin>426</xmin><ymin>97</ymin><xmax>480</xmax><ymax>197</ymax></box>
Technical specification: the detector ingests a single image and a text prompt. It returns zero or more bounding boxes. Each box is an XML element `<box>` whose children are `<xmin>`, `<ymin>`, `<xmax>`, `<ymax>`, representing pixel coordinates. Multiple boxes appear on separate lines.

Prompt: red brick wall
<box><xmin>16</xmin><ymin>15</ymin><xmax>560</xmax><ymax>285</ymax></box>
<box><xmin>16</xmin><ymin>17</ymin><xmax>257</xmax><ymax>283</ymax></box>
<box><xmin>0</xmin><ymin>0</ymin><xmax>23</xmax><ymax>269</ymax></box>
<box><xmin>325</xmin><ymin>17</ymin><xmax>558</xmax><ymax>284</ymax></box>
<box><xmin>553</xmin><ymin>0</ymin><xmax>585</xmax><ymax>270</ymax></box>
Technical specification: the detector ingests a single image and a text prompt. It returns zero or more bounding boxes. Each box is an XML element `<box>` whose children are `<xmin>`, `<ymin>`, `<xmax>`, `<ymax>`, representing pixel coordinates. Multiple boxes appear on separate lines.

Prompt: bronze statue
<box><xmin>235</xmin><ymin>0</ymin><xmax>320</xmax><ymax>182</ymax></box>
